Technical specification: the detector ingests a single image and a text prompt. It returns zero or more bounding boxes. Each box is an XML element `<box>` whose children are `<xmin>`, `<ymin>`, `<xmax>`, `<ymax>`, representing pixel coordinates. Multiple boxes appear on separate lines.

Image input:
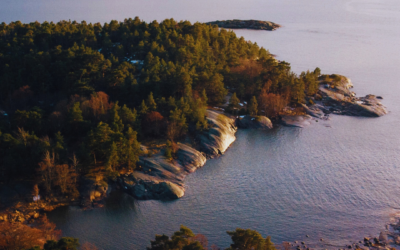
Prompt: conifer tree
<box><xmin>106</xmin><ymin>142</ymin><xmax>119</xmax><ymax>172</ymax></box>
<box><xmin>248</xmin><ymin>96</ymin><xmax>258</xmax><ymax>116</ymax></box>
<box><xmin>229</xmin><ymin>92</ymin><xmax>240</xmax><ymax>109</ymax></box>
<box><xmin>146</xmin><ymin>92</ymin><xmax>157</xmax><ymax>111</ymax></box>
<box><xmin>119</xmin><ymin>104</ymin><xmax>137</xmax><ymax>126</ymax></box>
<box><xmin>165</xmin><ymin>140</ymin><xmax>173</xmax><ymax>159</ymax></box>
<box><xmin>139</xmin><ymin>100</ymin><xmax>149</xmax><ymax>116</ymax></box>
<box><xmin>68</xmin><ymin>102</ymin><xmax>83</xmax><ymax>123</ymax></box>
<box><xmin>109</xmin><ymin>102</ymin><xmax>124</xmax><ymax>132</ymax></box>
<box><xmin>123</xmin><ymin>127</ymin><xmax>140</xmax><ymax>170</ymax></box>
<box><xmin>265</xmin><ymin>236</ymin><xmax>277</xmax><ymax>250</ymax></box>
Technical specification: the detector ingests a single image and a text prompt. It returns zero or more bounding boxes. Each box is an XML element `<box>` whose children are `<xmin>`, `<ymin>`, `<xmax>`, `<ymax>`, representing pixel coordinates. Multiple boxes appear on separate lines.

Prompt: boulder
<box><xmin>140</xmin><ymin>145</ymin><xmax>149</xmax><ymax>155</ymax></box>
<box><xmin>236</xmin><ymin>115</ymin><xmax>273</xmax><ymax>129</ymax></box>
<box><xmin>379</xmin><ymin>232</ymin><xmax>388</xmax><ymax>245</ymax></box>
<box><xmin>176</xmin><ymin>143</ymin><xmax>207</xmax><ymax>173</ymax></box>
<box><xmin>122</xmin><ymin>175</ymin><xmax>184</xmax><ymax>200</ymax></box>
<box><xmin>281</xmin><ymin>115</ymin><xmax>312</xmax><ymax>128</ymax></box>
<box><xmin>301</xmin><ymin>104</ymin><xmax>325</xmax><ymax>118</ymax></box>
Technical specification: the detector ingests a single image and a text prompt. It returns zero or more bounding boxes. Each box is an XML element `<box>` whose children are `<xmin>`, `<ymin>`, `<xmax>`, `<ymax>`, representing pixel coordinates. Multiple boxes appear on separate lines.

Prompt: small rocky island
<box><xmin>206</xmin><ymin>19</ymin><xmax>281</xmax><ymax>31</ymax></box>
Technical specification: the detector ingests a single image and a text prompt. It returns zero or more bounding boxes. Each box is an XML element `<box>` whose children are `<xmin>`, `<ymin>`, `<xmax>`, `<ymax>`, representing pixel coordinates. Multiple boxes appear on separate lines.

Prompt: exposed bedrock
<box><xmin>118</xmin><ymin>110</ymin><xmax>237</xmax><ymax>200</ymax></box>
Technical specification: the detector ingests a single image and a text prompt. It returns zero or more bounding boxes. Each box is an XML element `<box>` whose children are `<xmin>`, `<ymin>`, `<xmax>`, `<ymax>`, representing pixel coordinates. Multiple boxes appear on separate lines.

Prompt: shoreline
<box><xmin>0</xmin><ymin>77</ymin><xmax>391</xmax><ymax>249</ymax></box>
<box><xmin>206</xmin><ymin>19</ymin><xmax>281</xmax><ymax>31</ymax></box>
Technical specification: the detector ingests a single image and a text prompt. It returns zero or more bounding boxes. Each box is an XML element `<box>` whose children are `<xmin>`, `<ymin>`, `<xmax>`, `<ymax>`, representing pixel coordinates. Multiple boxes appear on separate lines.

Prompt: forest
<box><xmin>0</xmin><ymin>17</ymin><xmax>321</xmax><ymax>198</ymax></box>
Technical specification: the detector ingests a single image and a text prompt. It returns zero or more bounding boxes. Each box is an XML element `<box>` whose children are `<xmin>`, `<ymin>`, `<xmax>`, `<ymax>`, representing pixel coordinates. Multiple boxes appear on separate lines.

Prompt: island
<box><xmin>206</xmin><ymin>19</ymin><xmax>281</xmax><ymax>31</ymax></box>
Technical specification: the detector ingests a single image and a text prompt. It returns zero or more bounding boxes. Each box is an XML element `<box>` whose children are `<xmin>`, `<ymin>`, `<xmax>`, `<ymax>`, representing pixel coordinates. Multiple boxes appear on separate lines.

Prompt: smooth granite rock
<box><xmin>236</xmin><ymin>115</ymin><xmax>273</xmax><ymax>129</ymax></box>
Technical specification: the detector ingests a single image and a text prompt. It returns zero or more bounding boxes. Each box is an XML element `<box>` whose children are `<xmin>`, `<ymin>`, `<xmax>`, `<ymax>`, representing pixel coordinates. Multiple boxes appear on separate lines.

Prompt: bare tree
<box><xmin>69</xmin><ymin>153</ymin><xmax>79</xmax><ymax>183</ymax></box>
<box><xmin>38</xmin><ymin>151</ymin><xmax>56</xmax><ymax>193</ymax></box>
<box><xmin>55</xmin><ymin>164</ymin><xmax>70</xmax><ymax>194</ymax></box>
<box><xmin>34</xmin><ymin>214</ymin><xmax>61</xmax><ymax>241</ymax></box>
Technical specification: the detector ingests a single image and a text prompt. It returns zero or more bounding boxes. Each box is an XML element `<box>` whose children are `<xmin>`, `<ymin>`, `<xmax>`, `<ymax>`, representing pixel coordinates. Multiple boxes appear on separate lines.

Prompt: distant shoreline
<box><xmin>205</xmin><ymin>19</ymin><xmax>281</xmax><ymax>31</ymax></box>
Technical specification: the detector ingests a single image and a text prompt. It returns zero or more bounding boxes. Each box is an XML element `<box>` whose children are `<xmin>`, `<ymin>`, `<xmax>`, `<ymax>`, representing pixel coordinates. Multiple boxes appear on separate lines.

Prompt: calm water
<box><xmin>3</xmin><ymin>0</ymin><xmax>400</xmax><ymax>249</ymax></box>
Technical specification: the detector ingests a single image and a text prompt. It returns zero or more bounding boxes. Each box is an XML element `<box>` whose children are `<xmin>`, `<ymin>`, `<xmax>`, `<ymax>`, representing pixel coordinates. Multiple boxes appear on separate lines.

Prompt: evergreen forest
<box><xmin>0</xmin><ymin>17</ymin><xmax>321</xmax><ymax>197</ymax></box>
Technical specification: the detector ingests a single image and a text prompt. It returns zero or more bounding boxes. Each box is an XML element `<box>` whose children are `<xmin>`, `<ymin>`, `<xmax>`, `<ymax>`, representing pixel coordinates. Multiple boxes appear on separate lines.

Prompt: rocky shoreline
<box><xmin>117</xmin><ymin>75</ymin><xmax>388</xmax><ymax>200</ymax></box>
<box><xmin>282</xmin><ymin>217</ymin><xmax>400</xmax><ymax>250</ymax></box>
<box><xmin>117</xmin><ymin>110</ymin><xmax>237</xmax><ymax>200</ymax></box>
<box><xmin>0</xmin><ymin>75</ymin><xmax>390</xmax><ymax>249</ymax></box>
<box><xmin>279</xmin><ymin>75</ymin><xmax>388</xmax><ymax>128</ymax></box>
<box><xmin>206</xmin><ymin>19</ymin><xmax>281</xmax><ymax>31</ymax></box>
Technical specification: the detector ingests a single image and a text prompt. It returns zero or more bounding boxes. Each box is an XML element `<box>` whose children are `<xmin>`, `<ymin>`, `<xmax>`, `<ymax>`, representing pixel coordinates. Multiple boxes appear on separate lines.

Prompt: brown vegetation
<box><xmin>37</xmin><ymin>151</ymin><xmax>79</xmax><ymax>197</ymax></box>
<box><xmin>0</xmin><ymin>214</ymin><xmax>60</xmax><ymax>250</ymax></box>
<box><xmin>143</xmin><ymin>111</ymin><xmax>164</xmax><ymax>136</ymax></box>
<box><xmin>0</xmin><ymin>222</ymin><xmax>43</xmax><ymax>250</ymax></box>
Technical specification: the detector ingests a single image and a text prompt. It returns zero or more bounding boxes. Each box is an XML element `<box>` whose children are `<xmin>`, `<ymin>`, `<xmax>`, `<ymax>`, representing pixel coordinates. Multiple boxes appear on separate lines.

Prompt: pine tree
<box><xmin>119</xmin><ymin>104</ymin><xmax>137</xmax><ymax>126</ymax></box>
<box><xmin>164</xmin><ymin>140</ymin><xmax>173</xmax><ymax>159</ymax></box>
<box><xmin>168</xmin><ymin>96</ymin><xmax>177</xmax><ymax>111</ymax></box>
<box><xmin>54</xmin><ymin>131</ymin><xmax>66</xmax><ymax>159</ymax></box>
<box><xmin>109</xmin><ymin>102</ymin><xmax>124</xmax><ymax>132</ymax></box>
<box><xmin>68</xmin><ymin>102</ymin><xmax>83</xmax><ymax>123</ymax></box>
<box><xmin>264</xmin><ymin>236</ymin><xmax>277</xmax><ymax>250</ymax></box>
<box><xmin>146</xmin><ymin>92</ymin><xmax>157</xmax><ymax>111</ymax></box>
<box><xmin>229</xmin><ymin>92</ymin><xmax>240</xmax><ymax>109</ymax></box>
<box><xmin>201</xmin><ymin>89</ymin><xmax>208</xmax><ymax>106</ymax></box>
<box><xmin>139</xmin><ymin>100</ymin><xmax>149</xmax><ymax>116</ymax></box>
<box><xmin>248</xmin><ymin>96</ymin><xmax>258</xmax><ymax>116</ymax></box>
<box><xmin>123</xmin><ymin>127</ymin><xmax>140</xmax><ymax>170</ymax></box>
<box><xmin>106</xmin><ymin>142</ymin><xmax>119</xmax><ymax>172</ymax></box>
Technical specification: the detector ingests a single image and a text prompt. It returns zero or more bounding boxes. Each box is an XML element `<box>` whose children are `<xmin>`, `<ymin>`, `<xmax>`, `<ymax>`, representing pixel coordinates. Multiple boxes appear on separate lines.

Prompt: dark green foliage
<box><xmin>147</xmin><ymin>225</ymin><xmax>201</xmax><ymax>250</ymax></box>
<box><xmin>109</xmin><ymin>102</ymin><xmax>124</xmax><ymax>132</ymax></box>
<box><xmin>139</xmin><ymin>100</ymin><xmax>149</xmax><ymax>116</ymax></box>
<box><xmin>122</xmin><ymin>127</ymin><xmax>140</xmax><ymax>170</ymax></box>
<box><xmin>0</xmin><ymin>17</ymin><xmax>320</xmax><ymax>184</ymax></box>
<box><xmin>248</xmin><ymin>96</ymin><xmax>258</xmax><ymax>116</ymax></box>
<box><xmin>146</xmin><ymin>226</ymin><xmax>276</xmax><ymax>250</ymax></box>
<box><xmin>43</xmin><ymin>237</ymin><xmax>80</xmax><ymax>250</ymax></box>
<box><xmin>165</xmin><ymin>140</ymin><xmax>173</xmax><ymax>159</ymax></box>
<box><xmin>13</xmin><ymin>107</ymin><xmax>43</xmax><ymax>134</ymax></box>
<box><xmin>227</xmin><ymin>228</ymin><xmax>276</xmax><ymax>250</ymax></box>
<box><xmin>229</xmin><ymin>92</ymin><xmax>240</xmax><ymax>109</ymax></box>
<box><xmin>147</xmin><ymin>92</ymin><xmax>157</xmax><ymax>111</ymax></box>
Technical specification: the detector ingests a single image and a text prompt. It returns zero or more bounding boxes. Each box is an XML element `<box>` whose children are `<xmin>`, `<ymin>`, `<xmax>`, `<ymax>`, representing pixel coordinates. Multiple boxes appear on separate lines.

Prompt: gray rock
<box><xmin>301</xmin><ymin>104</ymin><xmax>324</xmax><ymax>118</ymax></box>
<box><xmin>379</xmin><ymin>232</ymin><xmax>388</xmax><ymax>245</ymax></box>
<box><xmin>198</xmin><ymin>110</ymin><xmax>237</xmax><ymax>158</ymax></box>
<box><xmin>140</xmin><ymin>145</ymin><xmax>149</xmax><ymax>155</ymax></box>
<box><xmin>318</xmin><ymin>77</ymin><xmax>388</xmax><ymax>117</ymax></box>
<box><xmin>123</xmin><ymin>176</ymin><xmax>184</xmax><ymax>200</ymax></box>
<box><xmin>281</xmin><ymin>115</ymin><xmax>312</xmax><ymax>128</ymax></box>
<box><xmin>176</xmin><ymin>143</ymin><xmax>207</xmax><ymax>173</ymax></box>
<box><xmin>119</xmin><ymin>110</ymin><xmax>236</xmax><ymax>200</ymax></box>
<box><xmin>236</xmin><ymin>115</ymin><xmax>273</xmax><ymax>129</ymax></box>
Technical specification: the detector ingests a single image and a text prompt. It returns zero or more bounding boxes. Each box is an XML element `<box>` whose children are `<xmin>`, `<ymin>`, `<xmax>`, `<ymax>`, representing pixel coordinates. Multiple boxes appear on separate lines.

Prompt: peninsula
<box><xmin>0</xmin><ymin>17</ymin><xmax>387</xmax><ymax>244</ymax></box>
<box><xmin>206</xmin><ymin>19</ymin><xmax>281</xmax><ymax>31</ymax></box>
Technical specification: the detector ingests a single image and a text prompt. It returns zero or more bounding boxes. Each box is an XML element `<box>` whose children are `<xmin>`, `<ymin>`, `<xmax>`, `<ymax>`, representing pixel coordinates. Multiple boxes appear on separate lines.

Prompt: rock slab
<box><xmin>119</xmin><ymin>110</ymin><xmax>237</xmax><ymax>200</ymax></box>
